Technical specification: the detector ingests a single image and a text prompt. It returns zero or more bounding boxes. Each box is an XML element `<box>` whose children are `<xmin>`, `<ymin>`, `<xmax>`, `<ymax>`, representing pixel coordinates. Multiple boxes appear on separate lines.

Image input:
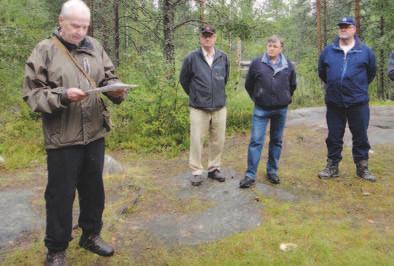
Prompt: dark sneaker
<box><xmin>79</xmin><ymin>234</ymin><xmax>114</xmax><ymax>257</ymax></box>
<box><xmin>267</xmin><ymin>173</ymin><xmax>280</xmax><ymax>184</ymax></box>
<box><xmin>318</xmin><ymin>159</ymin><xmax>339</xmax><ymax>179</ymax></box>
<box><xmin>208</xmin><ymin>169</ymin><xmax>226</xmax><ymax>182</ymax></box>
<box><xmin>45</xmin><ymin>251</ymin><xmax>67</xmax><ymax>266</ymax></box>
<box><xmin>239</xmin><ymin>176</ymin><xmax>255</xmax><ymax>188</ymax></box>
<box><xmin>356</xmin><ymin>160</ymin><xmax>376</xmax><ymax>182</ymax></box>
<box><xmin>191</xmin><ymin>175</ymin><xmax>203</xmax><ymax>186</ymax></box>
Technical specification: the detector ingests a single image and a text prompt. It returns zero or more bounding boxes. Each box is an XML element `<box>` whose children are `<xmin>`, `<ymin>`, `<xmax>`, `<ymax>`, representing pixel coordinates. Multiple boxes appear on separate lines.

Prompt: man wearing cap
<box><xmin>388</xmin><ymin>51</ymin><xmax>394</xmax><ymax>81</ymax></box>
<box><xmin>180</xmin><ymin>25</ymin><xmax>229</xmax><ymax>186</ymax></box>
<box><xmin>318</xmin><ymin>17</ymin><xmax>377</xmax><ymax>182</ymax></box>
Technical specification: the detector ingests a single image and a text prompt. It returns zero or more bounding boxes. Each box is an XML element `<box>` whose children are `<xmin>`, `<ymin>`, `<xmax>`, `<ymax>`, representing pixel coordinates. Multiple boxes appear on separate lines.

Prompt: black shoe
<box><xmin>191</xmin><ymin>175</ymin><xmax>203</xmax><ymax>186</ymax></box>
<box><xmin>45</xmin><ymin>251</ymin><xmax>67</xmax><ymax>266</ymax></box>
<box><xmin>239</xmin><ymin>176</ymin><xmax>255</xmax><ymax>188</ymax></box>
<box><xmin>79</xmin><ymin>234</ymin><xmax>114</xmax><ymax>257</ymax></box>
<box><xmin>267</xmin><ymin>173</ymin><xmax>280</xmax><ymax>184</ymax></box>
<box><xmin>208</xmin><ymin>169</ymin><xmax>226</xmax><ymax>182</ymax></box>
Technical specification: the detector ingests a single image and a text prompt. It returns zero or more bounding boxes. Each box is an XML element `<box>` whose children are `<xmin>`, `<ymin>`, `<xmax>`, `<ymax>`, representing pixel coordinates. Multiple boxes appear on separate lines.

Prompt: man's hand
<box><xmin>66</xmin><ymin>88</ymin><xmax>87</xmax><ymax>102</ymax></box>
<box><xmin>106</xmin><ymin>88</ymin><xmax>127</xmax><ymax>98</ymax></box>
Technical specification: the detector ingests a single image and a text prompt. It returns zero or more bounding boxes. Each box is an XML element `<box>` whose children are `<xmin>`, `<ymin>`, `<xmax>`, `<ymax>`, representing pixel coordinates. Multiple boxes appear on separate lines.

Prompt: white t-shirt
<box><xmin>202</xmin><ymin>48</ymin><xmax>215</xmax><ymax>67</ymax></box>
<box><xmin>340</xmin><ymin>40</ymin><xmax>355</xmax><ymax>56</ymax></box>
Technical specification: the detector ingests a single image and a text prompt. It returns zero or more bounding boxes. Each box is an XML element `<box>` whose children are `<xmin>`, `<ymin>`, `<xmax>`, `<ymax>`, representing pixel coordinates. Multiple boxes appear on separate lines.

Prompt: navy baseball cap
<box><xmin>200</xmin><ymin>25</ymin><xmax>216</xmax><ymax>34</ymax></box>
<box><xmin>337</xmin><ymin>17</ymin><xmax>356</xmax><ymax>26</ymax></box>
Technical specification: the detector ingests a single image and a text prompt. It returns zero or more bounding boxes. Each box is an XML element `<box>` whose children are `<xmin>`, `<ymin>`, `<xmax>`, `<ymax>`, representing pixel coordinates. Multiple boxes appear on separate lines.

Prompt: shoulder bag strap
<box><xmin>51</xmin><ymin>36</ymin><xmax>97</xmax><ymax>88</ymax></box>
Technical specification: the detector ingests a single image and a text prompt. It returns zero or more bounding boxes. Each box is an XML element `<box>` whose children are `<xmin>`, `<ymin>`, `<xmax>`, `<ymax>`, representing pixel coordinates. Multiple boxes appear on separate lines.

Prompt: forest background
<box><xmin>0</xmin><ymin>0</ymin><xmax>393</xmax><ymax>169</ymax></box>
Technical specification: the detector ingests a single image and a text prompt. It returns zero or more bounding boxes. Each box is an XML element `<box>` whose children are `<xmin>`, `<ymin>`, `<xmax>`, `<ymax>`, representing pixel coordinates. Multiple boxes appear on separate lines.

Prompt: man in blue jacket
<box><xmin>240</xmin><ymin>35</ymin><xmax>296</xmax><ymax>188</ymax></box>
<box><xmin>180</xmin><ymin>25</ymin><xmax>229</xmax><ymax>186</ymax></box>
<box><xmin>388</xmin><ymin>51</ymin><xmax>394</xmax><ymax>81</ymax></box>
<box><xmin>318</xmin><ymin>17</ymin><xmax>377</xmax><ymax>182</ymax></box>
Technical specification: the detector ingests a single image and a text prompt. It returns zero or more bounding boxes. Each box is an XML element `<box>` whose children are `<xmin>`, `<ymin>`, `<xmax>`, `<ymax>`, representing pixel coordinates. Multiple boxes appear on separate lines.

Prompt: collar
<box><xmin>333</xmin><ymin>35</ymin><xmax>362</xmax><ymax>51</ymax></box>
<box><xmin>53</xmin><ymin>28</ymin><xmax>93</xmax><ymax>52</ymax></box>
<box><xmin>201</xmin><ymin>47</ymin><xmax>215</xmax><ymax>58</ymax></box>
<box><xmin>262</xmin><ymin>53</ymin><xmax>288</xmax><ymax>75</ymax></box>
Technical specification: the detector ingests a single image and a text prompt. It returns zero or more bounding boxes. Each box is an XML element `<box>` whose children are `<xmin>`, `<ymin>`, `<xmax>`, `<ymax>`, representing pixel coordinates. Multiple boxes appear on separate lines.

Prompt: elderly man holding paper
<box><xmin>22</xmin><ymin>0</ymin><xmax>133</xmax><ymax>265</ymax></box>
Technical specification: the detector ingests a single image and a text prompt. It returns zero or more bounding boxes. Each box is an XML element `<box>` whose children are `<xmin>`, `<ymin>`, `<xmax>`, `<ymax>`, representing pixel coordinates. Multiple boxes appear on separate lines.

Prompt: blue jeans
<box><xmin>245</xmin><ymin>105</ymin><xmax>288</xmax><ymax>180</ymax></box>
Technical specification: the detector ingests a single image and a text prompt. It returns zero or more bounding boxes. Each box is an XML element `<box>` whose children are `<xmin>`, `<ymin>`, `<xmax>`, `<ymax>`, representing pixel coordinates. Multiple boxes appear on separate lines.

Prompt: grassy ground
<box><xmin>1</xmin><ymin>125</ymin><xmax>393</xmax><ymax>266</ymax></box>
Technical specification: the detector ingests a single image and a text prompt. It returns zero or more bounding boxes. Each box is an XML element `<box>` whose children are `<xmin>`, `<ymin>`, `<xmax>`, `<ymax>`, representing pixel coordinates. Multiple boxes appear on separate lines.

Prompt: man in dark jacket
<box><xmin>180</xmin><ymin>25</ymin><xmax>229</xmax><ymax>186</ymax></box>
<box><xmin>318</xmin><ymin>17</ymin><xmax>377</xmax><ymax>182</ymax></box>
<box><xmin>389</xmin><ymin>51</ymin><xmax>394</xmax><ymax>81</ymax></box>
<box><xmin>23</xmin><ymin>1</ymin><xmax>127</xmax><ymax>265</ymax></box>
<box><xmin>239</xmin><ymin>35</ymin><xmax>296</xmax><ymax>188</ymax></box>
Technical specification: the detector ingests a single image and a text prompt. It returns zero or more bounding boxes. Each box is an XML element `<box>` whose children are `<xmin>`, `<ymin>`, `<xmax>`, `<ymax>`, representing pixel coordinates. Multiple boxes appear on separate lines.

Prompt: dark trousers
<box><xmin>326</xmin><ymin>103</ymin><xmax>371</xmax><ymax>164</ymax></box>
<box><xmin>44</xmin><ymin>138</ymin><xmax>105</xmax><ymax>252</ymax></box>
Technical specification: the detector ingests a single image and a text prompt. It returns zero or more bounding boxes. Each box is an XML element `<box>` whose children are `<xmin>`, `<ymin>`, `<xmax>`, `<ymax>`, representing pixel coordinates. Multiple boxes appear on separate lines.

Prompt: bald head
<box><xmin>58</xmin><ymin>0</ymin><xmax>91</xmax><ymax>45</ymax></box>
<box><xmin>60</xmin><ymin>0</ymin><xmax>90</xmax><ymax>19</ymax></box>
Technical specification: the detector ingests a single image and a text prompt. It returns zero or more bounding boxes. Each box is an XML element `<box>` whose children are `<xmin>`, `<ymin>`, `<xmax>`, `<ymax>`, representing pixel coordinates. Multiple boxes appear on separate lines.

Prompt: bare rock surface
<box><xmin>127</xmin><ymin>169</ymin><xmax>296</xmax><ymax>246</ymax></box>
<box><xmin>1</xmin><ymin>106</ymin><xmax>393</xmax><ymax>250</ymax></box>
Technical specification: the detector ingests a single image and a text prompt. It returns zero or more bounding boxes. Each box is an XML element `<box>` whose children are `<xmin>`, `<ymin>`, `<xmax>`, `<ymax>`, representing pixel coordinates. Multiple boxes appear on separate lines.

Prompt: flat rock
<box><xmin>103</xmin><ymin>155</ymin><xmax>124</xmax><ymax>175</ymax></box>
<box><xmin>287</xmin><ymin>106</ymin><xmax>394</xmax><ymax>146</ymax></box>
<box><xmin>129</xmin><ymin>169</ymin><xmax>296</xmax><ymax>246</ymax></box>
<box><xmin>0</xmin><ymin>190</ymin><xmax>42</xmax><ymax>250</ymax></box>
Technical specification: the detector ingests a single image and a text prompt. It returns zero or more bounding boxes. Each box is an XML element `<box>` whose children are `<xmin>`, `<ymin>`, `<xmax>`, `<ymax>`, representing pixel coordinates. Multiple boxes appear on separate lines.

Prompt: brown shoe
<box><xmin>208</xmin><ymin>169</ymin><xmax>226</xmax><ymax>182</ymax></box>
<box><xmin>45</xmin><ymin>251</ymin><xmax>67</xmax><ymax>266</ymax></box>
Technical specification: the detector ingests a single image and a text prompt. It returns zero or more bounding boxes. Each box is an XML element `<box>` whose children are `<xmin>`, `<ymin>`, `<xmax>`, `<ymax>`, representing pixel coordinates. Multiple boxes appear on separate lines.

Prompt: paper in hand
<box><xmin>86</xmin><ymin>82</ymin><xmax>138</xmax><ymax>94</ymax></box>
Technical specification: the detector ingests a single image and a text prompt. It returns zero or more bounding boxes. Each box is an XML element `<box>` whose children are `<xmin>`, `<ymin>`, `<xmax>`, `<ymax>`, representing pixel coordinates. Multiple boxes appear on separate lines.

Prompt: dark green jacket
<box><xmin>23</xmin><ymin>34</ymin><xmax>125</xmax><ymax>149</ymax></box>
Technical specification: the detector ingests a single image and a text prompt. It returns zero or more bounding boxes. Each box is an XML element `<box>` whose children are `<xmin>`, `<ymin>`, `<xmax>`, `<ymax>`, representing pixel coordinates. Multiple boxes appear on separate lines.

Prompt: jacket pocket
<box><xmin>253</xmin><ymin>87</ymin><xmax>264</xmax><ymax>101</ymax></box>
<box><xmin>43</xmin><ymin>113</ymin><xmax>61</xmax><ymax>137</ymax></box>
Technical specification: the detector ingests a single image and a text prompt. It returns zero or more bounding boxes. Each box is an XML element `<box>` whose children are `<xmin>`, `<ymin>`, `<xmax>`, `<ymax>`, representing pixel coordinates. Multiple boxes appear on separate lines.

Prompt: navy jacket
<box><xmin>388</xmin><ymin>51</ymin><xmax>394</xmax><ymax>81</ymax></box>
<box><xmin>245</xmin><ymin>54</ymin><xmax>296</xmax><ymax>109</ymax></box>
<box><xmin>318</xmin><ymin>37</ymin><xmax>376</xmax><ymax>107</ymax></box>
<box><xmin>179</xmin><ymin>48</ymin><xmax>229</xmax><ymax>111</ymax></box>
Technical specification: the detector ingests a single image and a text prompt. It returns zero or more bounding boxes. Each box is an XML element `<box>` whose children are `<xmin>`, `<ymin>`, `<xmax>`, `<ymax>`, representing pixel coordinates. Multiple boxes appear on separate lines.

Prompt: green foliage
<box><xmin>0</xmin><ymin>0</ymin><xmax>51</xmax><ymax>168</ymax></box>
<box><xmin>106</xmin><ymin>53</ymin><xmax>190</xmax><ymax>154</ymax></box>
<box><xmin>1</xmin><ymin>0</ymin><xmax>392</xmax><ymax>169</ymax></box>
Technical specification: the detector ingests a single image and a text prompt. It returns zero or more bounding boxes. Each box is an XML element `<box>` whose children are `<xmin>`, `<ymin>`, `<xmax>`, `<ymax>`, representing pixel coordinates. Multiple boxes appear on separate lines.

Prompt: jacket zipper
<box><xmin>340</xmin><ymin>52</ymin><xmax>348</xmax><ymax>89</ymax></box>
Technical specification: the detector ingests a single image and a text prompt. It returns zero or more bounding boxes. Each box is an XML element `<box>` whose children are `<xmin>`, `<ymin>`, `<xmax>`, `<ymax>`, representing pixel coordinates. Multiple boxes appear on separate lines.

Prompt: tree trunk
<box><xmin>322</xmin><ymin>0</ymin><xmax>327</xmax><ymax>47</ymax></box>
<box><xmin>378</xmin><ymin>15</ymin><xmax>385</xmax><ymax>99</ymax></box>
<box><xmin>199</xmin><ymin>0</ymin><xmax>205</xmax><ymax>27</ymax></box>
<box><xmin>162</xmin><ymin>0</ymin><xmax>175</xmax><ymax>78</ymax></box>
<box><xmin>113</xmin><ymin>0</ymin><xmax>120</xmax><ymax>66</ymax></box>
<box><xmin>236</xmin><ymin>37</ymin><xmax>241</xmax><ymax>66</ymax></box>
<box><xmin>84</xmin><ymin>0</ymin><xmax>94</xmax><ymax>37</ymax></box>
<box><xmin>355</xmin><ymin>0</ymin><xmax>361</xmax><ymax>37</ymax></box>
<box><xmin>316</xmin><ymin>0</ymin><xmax>322</xmax><ymax>52</ymax></box>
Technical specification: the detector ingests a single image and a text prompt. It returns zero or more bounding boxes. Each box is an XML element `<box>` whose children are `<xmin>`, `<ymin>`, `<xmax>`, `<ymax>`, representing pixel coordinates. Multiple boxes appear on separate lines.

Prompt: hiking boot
<box><xmin>79</xmin><ymin>234</ymin><xmax>114</xmax><ymax>257</ymax></box>
<box><xmin>356</xmin><ymin>160</ymin><xmax>376</xmax><ymax>182</ymax></box>
<box><xmin>208</xmin><ymin>169</ymin><xmax>226</xmax><ymax>182</ymax></box>
<box><xmin>191</xmin><ymin>175</ymin><xmax>203</xmax><ymax>186</ymax></box>
<box><xmin>239</xmin><ymin>176</ymin><xmax>256</xmax><ymax>188</ymax></box>
<box><xmin>318</xmin><ymin>159</ymin><xmax>339</xmax><ymax>179</ymax></box>
<box><xmin>266</xmin><ymin>173</ymin><xmax>280</xmax><ymax>184</ymax></box>
<box><xmin>45</xmin><ymin>251</ymin><xmax>67</xmax><ymax>266</ymax></box>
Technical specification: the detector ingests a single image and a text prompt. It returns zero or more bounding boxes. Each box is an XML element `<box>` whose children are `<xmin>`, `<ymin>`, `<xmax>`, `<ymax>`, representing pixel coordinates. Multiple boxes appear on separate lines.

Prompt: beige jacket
<box><xmin>23</xmin><ymin>34</ymin><xmax>125</xmax><ymax>149</ymax></box>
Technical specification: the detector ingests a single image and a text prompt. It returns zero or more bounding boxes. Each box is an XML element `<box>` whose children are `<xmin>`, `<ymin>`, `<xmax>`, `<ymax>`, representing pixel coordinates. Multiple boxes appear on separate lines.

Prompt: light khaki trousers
<box><xmin>189</xmin><ymin>107</ymin><xmax>227</xmax><ymax>175</ymax></box>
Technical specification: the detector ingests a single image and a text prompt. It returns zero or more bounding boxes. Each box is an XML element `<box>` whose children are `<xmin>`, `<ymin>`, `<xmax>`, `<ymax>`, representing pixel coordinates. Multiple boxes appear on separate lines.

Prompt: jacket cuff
<box><xmin>60</xmin><ymin>89</ymin><xmax>71</xmax><ymax>106</ymax></box>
